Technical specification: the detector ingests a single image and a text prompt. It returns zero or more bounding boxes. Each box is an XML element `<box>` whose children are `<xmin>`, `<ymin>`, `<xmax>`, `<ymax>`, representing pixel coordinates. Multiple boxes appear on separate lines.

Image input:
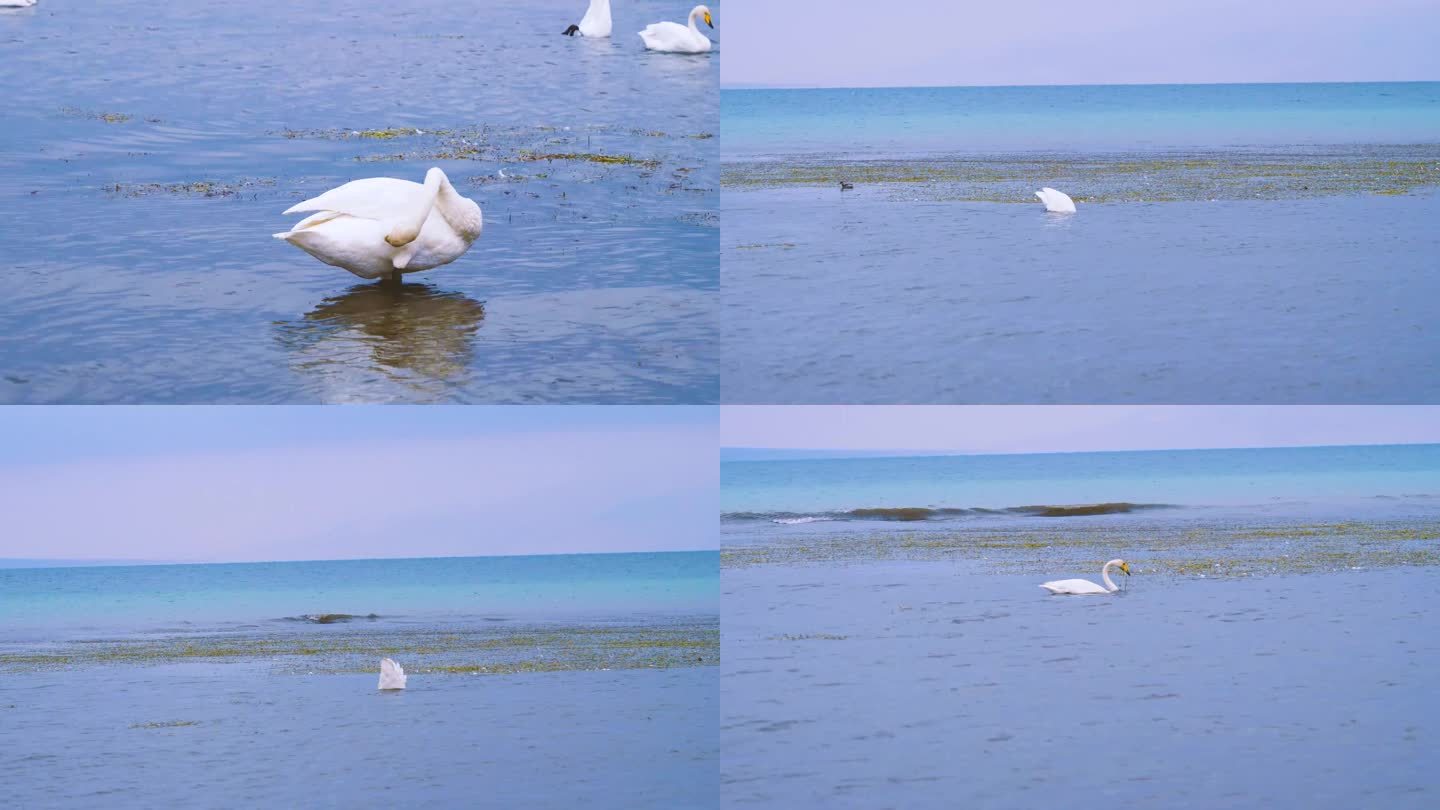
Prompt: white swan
<box><xmin>274</xmin><ymin>167</ymin><xmax>482</xmax><ymax>282</ymax></box>
<box><xmin>1036</xmin><ymin>187</ymin><xmax>1077</xmax><ymax>214</ymax></box>
<box><xmin>0</xmin><ymin>1</ymin><xmax>38</xmax><ymax>7</ymax></box>
<box><xmin>563</xmin><ymin>0</ymin><xmax>611</xmax><ymax>37</ymax></box>
<box><xmin>639</xmin><ymin>5</ymin><xmax>713</xmax><ymax>53</ymax></box>
<box><xmin>1040</xmin><ymin>559</ymin><xmax>1130</xmax><ymax>595</ymax></box>
<box><xmin>378</xmin><ymin>657</ymin><xmax>407</xmax><ymax>690</ymax></box>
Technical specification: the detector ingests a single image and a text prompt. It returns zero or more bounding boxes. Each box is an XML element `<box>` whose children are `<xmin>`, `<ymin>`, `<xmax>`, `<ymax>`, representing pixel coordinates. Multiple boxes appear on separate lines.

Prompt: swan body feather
<box><xmin>274</xmin><ymin>168</ymin><xmax>482</xmax><ymax>281</ymax></box>
<box><xmin>640</xmin><ymin>5</ymin><xmax>713</xmax><ymax>53</ymax></box>
<box><xmin>1040</xmin><ymin>559</ymin><xmax>1130</xmax><ymax>595</ymax></box>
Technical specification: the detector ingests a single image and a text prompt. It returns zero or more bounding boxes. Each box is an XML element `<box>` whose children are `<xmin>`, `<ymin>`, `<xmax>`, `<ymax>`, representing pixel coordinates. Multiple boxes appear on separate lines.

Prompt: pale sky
<box><xmin>722</xmin><ymin>406</ymin><xmax>1440</xmax><ymax>458</ymax></box>
<box><xmin>722</xmin><ymin>1</ymin><xmax>1440</xmax><ymax>88</ymax></box>
<box><xmin>0</xmin><ymin>407</ymin><xmax>717</xmax><ymax>563</ymax></box>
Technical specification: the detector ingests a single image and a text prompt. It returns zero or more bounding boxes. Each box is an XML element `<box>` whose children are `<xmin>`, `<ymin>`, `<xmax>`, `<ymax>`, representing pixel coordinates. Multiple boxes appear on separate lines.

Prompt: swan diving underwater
<box><xmin>563</xmin><ymin>0</ymin><xmax>611</xmax><ymax>37</ymax></box>
<box><xmin>1040</xmin><ymin>559</ymin><xmax>1131</xmax><ymax>595</ymax></box>
<box><xmin>274</xmin><ymin>167</ymin><xmax>482</xmax><ymax>283</ymax></box>
<box><xmin>639</xmin><ymin>5</ymin><xmax>713</xmax><ymax>53</ymax></box>
<box><xmin>1035</xmin><ymin>187</ymin><xmax>1077</xmax><ymax>214</ymax></box>
<box><xmin>378</xmin><ymin>658</ymin><xmax>407</xmax><ymax>690</ymax></box>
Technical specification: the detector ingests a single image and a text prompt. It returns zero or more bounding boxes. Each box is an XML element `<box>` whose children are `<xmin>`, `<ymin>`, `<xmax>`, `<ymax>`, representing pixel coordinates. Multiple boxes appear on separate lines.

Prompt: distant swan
<box><xmin>563</xmin><ymin>0</ymin><xmax>611</xmax><ymax>37</ymax></box>
<box><xmin>639</xmin><ymin>5</ymin><xmax>713</xmax><ymax>53</ymax></box>
<box><xmin>378</xmin><ymin>658</ymin><xmax>407</xmax><ymax>690</ymax></box>
<box><xmin>274</xmin><ymin>167</ymin><xmax>482</xmax><ymax>283</ymax></box>
<box><xmin>1035</xmin><ymin>187</ymin><xmax>1077</xmax><ymax>214</ymax></box>
<box><xmin>0</xmin><ymin>1</ymin><xmax>38</xmax><ymax>7</ymax></box>
<box><xmin>1040</xmin><ymin>559</ymin><xmax>1130</xmax><ymax>595</ymax></box>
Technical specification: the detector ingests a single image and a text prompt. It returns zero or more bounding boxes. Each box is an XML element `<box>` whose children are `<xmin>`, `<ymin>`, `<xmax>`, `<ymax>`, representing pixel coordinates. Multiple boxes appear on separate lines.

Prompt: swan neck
<box><xmin>1101</xmin><ymin>561</ymin><xmax>1118</xmax><ymax>592</ymax></box>
<box><xmin>689</xmin><ymin>8</ymin><xmax>700</xmax><ymax>33</ymax></box>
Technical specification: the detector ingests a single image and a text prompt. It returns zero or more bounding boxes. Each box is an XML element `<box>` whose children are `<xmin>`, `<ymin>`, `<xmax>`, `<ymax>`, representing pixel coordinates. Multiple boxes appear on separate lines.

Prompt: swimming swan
<box><xmin>563</xmin><ymin>0</ymin><xmax>611</xmax><ymax>37</ymax></box>
<box><xmin>1040</xmin><ymin>559</ymin><xmax>1130</xmax><ymax>595</ymax></box>
<box><xmin>639</xmin><ymin>5</ymin><xmax>713</xmax><ymax>53</ymax></box>
<box><xmin>378</xmin><ymin>658</ymin><xmax>407</xmax><ymax>690</ymax></box>
<box><xmin>274</xmin><ymin>167</ymin><xmax>482</xmax><ymax>282</ymax></box>
<box><xmin>1035</xmin><ymin>187</ymin><xmax>1077</xmax><ymax>214</ymax></box>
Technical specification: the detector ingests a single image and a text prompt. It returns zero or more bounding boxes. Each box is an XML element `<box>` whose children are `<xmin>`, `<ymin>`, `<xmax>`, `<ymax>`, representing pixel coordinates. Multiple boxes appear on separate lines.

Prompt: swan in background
<box><xmin>1040</xmin><ymin>559</ymin><xmax>1130</xmax><ymax>595</ymax></box>
<box><xmin>563</xmin><ymin>0</ymin><xmax>611</xmax><ymax>37</ymax></box>
<box><xmin>639</xmin><ymin>5</ymin><xmax>713</xmax><ymax>53</ymax></box>
<box><xmin>1036</xmin><ymin>187</ymin><xmax>1077</xmax><ymax>214</ymax></box>
<box><xmin>0</xmin><ymin>1</ymin><xmax>39</xmax><ymax>8</ymax></box>
<box><xmin>378</xmin><ymin>658</ymin><xmax>407</xmax><ymax>690</ymax></box>
<box><xmin>274</xmin><ymin>167</ymin><xmax>482</xmax><ymax>283</ymax></box>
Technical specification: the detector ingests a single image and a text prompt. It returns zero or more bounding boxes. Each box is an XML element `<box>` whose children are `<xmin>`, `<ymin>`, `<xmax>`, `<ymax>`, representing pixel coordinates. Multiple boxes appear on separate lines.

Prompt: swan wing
<box><xmin>379</xmin><ymin>657</ymin><xmax>407</xmax><ymax>689</ymax></box>
<box><xmin>1035</xmin><ymin>187</ymin><xmax>1077</xmax><ymax>214</ymax></box>
<box><xmin>1039</xmin><ymin>578</ymin><xmax>1108</xmax><ymax>595</ymax></box>
<box><xmin>639</xmin><ymin>21</ymin><xmax>693</xmax><ymax>50</ymax></box>
<box><xmin>284</xmin><ymin>177</ymin><xmax>427</xmax><ymax>223</ymax></box>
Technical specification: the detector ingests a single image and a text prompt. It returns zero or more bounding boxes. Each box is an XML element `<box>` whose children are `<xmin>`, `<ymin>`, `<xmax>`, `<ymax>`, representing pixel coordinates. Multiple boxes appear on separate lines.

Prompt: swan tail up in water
<box><xmin>1040</xmin><ymin>559</ymin><xmax>1130</xmax><ymax>595</ymax></box>
<box><xmin>1035</xmin><ymin>187</ymin><xmax>1077</xmax><ymax>214</ymax></box>
<box><xmin>566</xmin><ymin>0</ymin><xmax>611</xmax><ymax>37</ymax></box>
<box><xmin>276</xmin><ymin>168</ymin><xmax>482</xmax><ymax>281</ymax></box>
<box><xmin>639</xmin><ymin>5</ymin><xmax>713</xmax><ymax>53</ymax></box>
<box><xmin>378</xmin><ymin>658</ymin><xmax>407</xmax><ymax>690</ymax></box>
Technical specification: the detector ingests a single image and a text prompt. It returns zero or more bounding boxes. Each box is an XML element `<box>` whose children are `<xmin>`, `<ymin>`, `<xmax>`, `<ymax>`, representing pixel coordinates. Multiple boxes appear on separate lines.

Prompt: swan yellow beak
<box><xmin>1120</xmin><ymin>562</ymin><xmax>1131</xmax><ymax>575</ymax></box>
<box><xmin>703</xmin><ymin>10</ymin><xmax>713</xmax><ymax>27</ymax></box>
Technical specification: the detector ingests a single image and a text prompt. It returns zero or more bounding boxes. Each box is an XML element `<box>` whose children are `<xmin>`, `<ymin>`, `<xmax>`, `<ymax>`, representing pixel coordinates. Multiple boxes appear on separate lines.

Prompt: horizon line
<box><xmin>0</xmin><ymin>548</ymin><xmax>720</xmax><ymax>572</ymax></box>
<box><xmin>721</xmin><ymin>77</ymin><xmax>1440</xmax><ymax>91</ymax></box>
<box><xmin>721</xmin><ymin>440</ymin><xmax>1440</xmax><ymax>460</ymax></box>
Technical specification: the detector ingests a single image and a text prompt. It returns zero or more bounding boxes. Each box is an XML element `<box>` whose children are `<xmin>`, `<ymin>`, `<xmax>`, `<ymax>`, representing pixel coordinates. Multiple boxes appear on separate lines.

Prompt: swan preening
<box><xmin>1036</xmin><ymin>187</ymin><xmax>1077</xmax><ymax>214</ymax></box>
<box><xmin>639</xmin><ymin>5</ymin><xmax>713</xmax><ymax>53</ymax></box>
<box><xmin>563</xmin><ymin>0</ymin><xmax>611</xmax><ymax>37</ymax></box>
<box><xmin>1040</xmin><ymin>559</ymin><xmax>1131</xmax><ymax>595</ymax></box>
<box><xmin>274</xmin><ymin>167</ymin><xmax>482</xmax><ymax>282</ymax></box>
<box><xmin>378</xmin><ymin>658</ymin><xmax>407</xmax><ymax>690</ymax></box>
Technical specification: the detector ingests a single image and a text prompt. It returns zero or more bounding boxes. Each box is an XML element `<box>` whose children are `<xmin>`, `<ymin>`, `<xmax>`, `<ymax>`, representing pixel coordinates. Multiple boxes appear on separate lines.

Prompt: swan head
<box><xmin>1113</xmin><ymin>560</ymin><xmax>1131</xmax><ymax>576</ymax></box>
<box><xmin>693</xmin><ymin>5</ymin><xmax>713</xmax><ymax>27</ymax></box>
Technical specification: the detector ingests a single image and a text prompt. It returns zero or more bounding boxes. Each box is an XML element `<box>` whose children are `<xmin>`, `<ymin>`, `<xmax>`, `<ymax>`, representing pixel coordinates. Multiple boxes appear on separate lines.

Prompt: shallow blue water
<box><xmin>722</xmin><ymin>188</ymin><xmax>1440</xmax><ymax>404</ymax></box>
<box><xmin>0</xmin><ymin>0</ymin><xmax>719</xmax><ymax>403</ymax></box>
<box><xmin>722</xmin><ymin>444</ymin><xmax>1440</xmax><ymax>519</ymax></box>
<box><xmin>723</xmin><ymin>562</ymin><xmax>1438</xmax><ymax>808</ymax></box>
<box><xmin>0</xmin><ymin>552</ymin><xmax>720</xmax><ymax>641</ymax></box>
<box><xmin>724</xmin><ymin>82</ymin><xmax>1440</xmax><ymax>158</ymax></box>
<box><xmin>7</xmin><ymin>664</ymin><xmax>717</xmax><ymax>808</ymax></box>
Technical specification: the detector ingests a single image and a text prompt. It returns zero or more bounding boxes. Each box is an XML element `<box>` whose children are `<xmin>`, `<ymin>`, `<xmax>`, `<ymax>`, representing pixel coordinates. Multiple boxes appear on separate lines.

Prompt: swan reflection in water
<box><xmin>276</xmin><ymin>282</ymin><xmax>486</xmax><ymax>402</ymax></box>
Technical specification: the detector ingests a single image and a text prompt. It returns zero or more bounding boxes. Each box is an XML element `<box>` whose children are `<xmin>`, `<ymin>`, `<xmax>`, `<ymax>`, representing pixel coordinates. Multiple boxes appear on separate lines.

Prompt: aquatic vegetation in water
<box><xmin>130</xmin><ymin>720</ymin><xmax>200</xmax><ymax>729</ymax></box>
<box><xmin>721</xmin><ymin>145</ymin><xmax>1440</xmax><ymax>202</ymax></box>
<box><xmin>106</xmin><ymin>178</ymin><xmax>277</xmax><ymax>198</ymax></box>
<box><xmin>722</xmin><ymin>519</ymin><xmax>1440</xmax><ymax>577</ymax></box>
<box><xmin>0</xmin><ymin>621</ymin><xmax>721</xmax><ymax>676</ymax></box>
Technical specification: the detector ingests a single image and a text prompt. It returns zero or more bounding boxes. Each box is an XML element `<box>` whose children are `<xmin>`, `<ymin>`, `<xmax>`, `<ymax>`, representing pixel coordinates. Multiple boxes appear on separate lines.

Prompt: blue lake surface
<box><xmin>722</xmin><ymin>444</ymin><xmax>1440</xmax><ymax>806</ymax></box>
<box><xmin>1</xmin><ymin>551</ymin><xmax>719</xmax><ymax>806</ymax></box>
<box><xmin>0</xmin><ymin>551</ymin><xmax>720</xmax><ymax>641</ymax></box>
<box><xmin>725</xmin><ymin>82</ymin><xmax>1440</xmax><ymax>158</ymax></box>
<box><xmin>721</xmin><ymin>82</ymin><xmax>1440</xmax><ymax>404</ymax></box>
<box><xmin>722</xmin><ymin>443</ymin><xmax>1440</xmax><ymax>518</ymax></box>
<box><xmin>0</xmin><ymin>0</ymin><xmax>719</xmax><ymax>403</ymax></box>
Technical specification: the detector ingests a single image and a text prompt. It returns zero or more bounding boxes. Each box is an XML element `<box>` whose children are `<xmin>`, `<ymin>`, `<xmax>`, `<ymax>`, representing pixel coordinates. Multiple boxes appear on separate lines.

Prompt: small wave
<box><xmin>281</xmin><ymin>613</ymin><xmax>381</xmax><ymax>624</ymax></box>
<box><xmin>723</xmin><ymin>502</ymin><xmax>1178</xmax><ymax>524</ymax></box>
<box><xmin>771</xmin><ymin>516</ymin><xmax>836</xmax><ymax>525</ymax></box>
